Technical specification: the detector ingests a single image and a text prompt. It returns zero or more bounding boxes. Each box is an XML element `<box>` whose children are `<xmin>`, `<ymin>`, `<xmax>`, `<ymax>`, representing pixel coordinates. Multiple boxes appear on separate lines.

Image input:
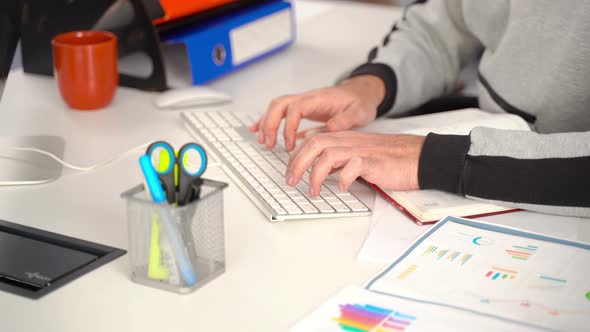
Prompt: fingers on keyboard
<box><xmin>185</xmin><ymin>111</ymin><xmax>369</xmax><ymax>218</ymax></box>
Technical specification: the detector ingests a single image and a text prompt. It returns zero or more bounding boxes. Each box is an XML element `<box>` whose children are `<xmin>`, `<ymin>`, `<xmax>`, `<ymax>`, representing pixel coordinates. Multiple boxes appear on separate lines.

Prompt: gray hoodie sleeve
<box><xmin>419</xmin><ymin>128</ymin><xmax>590</xmax><ymax>217</ymax></box>
<box><xmin>350</xmin><ymin>0</ymin><xmax>483</xmax><ymax>116</ymax></box>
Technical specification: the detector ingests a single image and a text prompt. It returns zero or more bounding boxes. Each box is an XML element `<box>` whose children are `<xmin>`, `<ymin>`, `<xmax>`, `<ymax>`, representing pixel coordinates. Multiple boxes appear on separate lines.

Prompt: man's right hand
<box><xmin>249</xmin><ymin>74</ymin><xmax>386</xmax><ymax>151</ymax></box>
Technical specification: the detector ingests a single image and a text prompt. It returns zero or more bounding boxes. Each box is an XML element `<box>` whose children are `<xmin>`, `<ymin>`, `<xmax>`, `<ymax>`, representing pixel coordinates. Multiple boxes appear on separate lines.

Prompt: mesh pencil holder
<box><xmin>121</xmin><ymin>179</ymin><xmax>228</xmax><ymax>294</ymax></box>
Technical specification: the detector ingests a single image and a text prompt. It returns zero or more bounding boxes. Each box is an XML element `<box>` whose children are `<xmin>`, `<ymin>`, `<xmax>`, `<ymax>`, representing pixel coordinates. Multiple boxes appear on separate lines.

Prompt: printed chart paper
<box><xmin>367</xmin><ymin>217</ymin><xmax>590</xmax><ymax>332</ymax></box>
<box><xmin>289</xmin><ymin>287</ymin><xmax>539</xmax><ymax>332</ymax></box>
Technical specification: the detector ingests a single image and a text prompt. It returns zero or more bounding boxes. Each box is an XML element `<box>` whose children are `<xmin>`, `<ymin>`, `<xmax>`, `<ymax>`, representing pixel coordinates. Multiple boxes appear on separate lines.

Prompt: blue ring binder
<box><xmin>160</xmin><ymin>1</ymin><xmax>295</xmax><ymax>85</ymax></box>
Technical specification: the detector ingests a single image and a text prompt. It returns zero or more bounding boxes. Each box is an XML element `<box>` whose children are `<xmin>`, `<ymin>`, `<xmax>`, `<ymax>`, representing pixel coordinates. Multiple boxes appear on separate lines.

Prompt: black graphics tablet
<box><xmin>0</xmin><ymin>219</ymin><xmax>126</xmax><ymax>299</ymax></box>
<box><xmin>0</xmin><ymin>231</ymin><xmax>98</xmax><ymax>289</ymax></box>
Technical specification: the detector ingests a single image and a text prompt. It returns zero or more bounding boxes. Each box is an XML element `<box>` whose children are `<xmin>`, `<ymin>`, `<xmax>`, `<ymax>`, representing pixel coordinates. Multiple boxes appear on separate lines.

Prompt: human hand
<box><xmin>285</xmin><ymin>132</ymin><xmax>425</xmax><ymax>196</ymax></box>
<box><xmin>249</xmin><ymin>75</ymin><xmax>386</xmax><ymax>151</ymax></box>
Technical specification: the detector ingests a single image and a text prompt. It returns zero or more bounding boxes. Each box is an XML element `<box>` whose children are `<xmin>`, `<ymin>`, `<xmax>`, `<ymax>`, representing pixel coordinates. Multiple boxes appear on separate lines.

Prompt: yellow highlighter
<box><xmin>147</xmin><ymin>150</ymin><xmax>179</xmax><ymax>281</ymax></box>
<box><xmin>148</xmin><ymin>218</ymin><xmax>169</xmax><ymax>280</ymax></box>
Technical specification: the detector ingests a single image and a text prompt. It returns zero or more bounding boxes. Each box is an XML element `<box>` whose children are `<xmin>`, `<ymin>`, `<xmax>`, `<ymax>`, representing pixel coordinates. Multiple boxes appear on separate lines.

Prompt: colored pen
<box><xmin>139</xmin><ymin>155</ymin><xmax>197</xmax><ymax>286</ymax></box>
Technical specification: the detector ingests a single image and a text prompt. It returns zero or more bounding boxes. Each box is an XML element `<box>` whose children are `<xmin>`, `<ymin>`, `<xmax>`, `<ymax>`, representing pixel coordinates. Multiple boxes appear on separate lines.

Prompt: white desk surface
<box><xmin>0</xmin><ymin>1</ymin><xmax>587</xmax><ymax>331</ymax></box>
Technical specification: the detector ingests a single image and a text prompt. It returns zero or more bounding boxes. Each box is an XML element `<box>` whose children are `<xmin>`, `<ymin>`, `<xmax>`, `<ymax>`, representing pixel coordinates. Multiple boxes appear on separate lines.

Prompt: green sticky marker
<box><xmin>586</xmin><ymin>292</ymin><xmax>590</xmax><ymax>301</ymax></box>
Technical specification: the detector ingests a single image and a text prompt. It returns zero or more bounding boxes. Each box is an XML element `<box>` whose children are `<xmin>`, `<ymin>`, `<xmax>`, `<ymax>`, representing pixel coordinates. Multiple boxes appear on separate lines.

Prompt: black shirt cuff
<box><xmin>418</xmin><ymin>133</ymin><xmax>471</xmax><ymax>194</ymax></box>
<box><xmin>349</xmin><ymin>63</ymin><xmax>397</xmax><ymax>118</ymax></box>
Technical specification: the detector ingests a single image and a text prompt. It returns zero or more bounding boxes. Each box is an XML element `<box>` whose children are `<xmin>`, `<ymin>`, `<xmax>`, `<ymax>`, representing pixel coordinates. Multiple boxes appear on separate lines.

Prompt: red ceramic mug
<box><xmin>52</xmin><ymin>31</ymin><xmax>118</xmax><ymax>110</ymax></box>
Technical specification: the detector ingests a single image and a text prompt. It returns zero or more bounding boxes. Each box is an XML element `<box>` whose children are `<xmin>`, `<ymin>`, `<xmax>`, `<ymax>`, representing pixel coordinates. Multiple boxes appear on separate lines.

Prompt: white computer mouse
<box><xmin>154</xmin><ymin>86</ymin><xmax>233</xmax><ymax>110</ymax></box>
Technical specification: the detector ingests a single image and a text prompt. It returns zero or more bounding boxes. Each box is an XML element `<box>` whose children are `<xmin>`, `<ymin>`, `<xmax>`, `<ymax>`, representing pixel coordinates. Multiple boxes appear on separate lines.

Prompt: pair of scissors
<box><xmin>145</xmin><ymin>141</ymin><xmax>208</xmax><ymax>206</ymax></box>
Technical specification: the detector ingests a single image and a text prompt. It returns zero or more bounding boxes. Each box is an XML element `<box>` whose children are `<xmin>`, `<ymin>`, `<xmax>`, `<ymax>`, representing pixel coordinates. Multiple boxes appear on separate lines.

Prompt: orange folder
<box><xmin>153</xmin><ymin>0</ymin><xmax>239</xmax><ymax>25</ymax></box>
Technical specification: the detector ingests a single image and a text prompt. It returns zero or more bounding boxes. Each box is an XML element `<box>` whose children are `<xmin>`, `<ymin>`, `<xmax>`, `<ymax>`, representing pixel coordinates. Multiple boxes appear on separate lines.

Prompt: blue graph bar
<box><xmin>393</xmin><ymin>311</ymin><xmax>417</xmax><ymax>320</ymax></box>
<box><xmin>513</xmin><ymin>245</ymin><xmax>537</xmax><ymax>251</ymax></box>
<box><xmin>540</xmin><ymin>275</ymin><xmax>566</xmax><ymax>283</ymax></box>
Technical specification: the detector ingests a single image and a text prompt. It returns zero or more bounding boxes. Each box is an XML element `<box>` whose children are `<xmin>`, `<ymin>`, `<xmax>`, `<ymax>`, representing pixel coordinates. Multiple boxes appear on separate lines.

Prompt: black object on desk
<box><xmin>19</xmin><ymin>0</ymin><xmax>275</xmax><ymax>92</ymax></box>
<box><xmin>21</xmin><ymin>0</ymin><xmax>168</xmax><ymax>91</ymax></box>
<box><xmin>0</xmin><ymin>219</ymin><xmax>126</xmax><ymax>299</ymax></box>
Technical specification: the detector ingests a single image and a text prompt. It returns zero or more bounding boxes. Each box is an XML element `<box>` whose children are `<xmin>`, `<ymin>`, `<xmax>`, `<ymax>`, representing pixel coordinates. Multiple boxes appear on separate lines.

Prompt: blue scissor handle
<box><xmin>176</xmin><ymin>143</ymin><xmax>208</xmax><ymax>206</ymax></box>
<box><xmin>146</xmin><ymin>141</ymin><xmax>176</xmax><ymax>204</ymax></box>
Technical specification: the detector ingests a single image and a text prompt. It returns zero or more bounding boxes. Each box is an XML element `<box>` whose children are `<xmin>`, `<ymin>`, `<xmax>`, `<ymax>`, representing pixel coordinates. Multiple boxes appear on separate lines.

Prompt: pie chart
<box><xmin>472</xmin><ymin>236</ymin><xmax>494</xmax><ymax>246</ymax></box>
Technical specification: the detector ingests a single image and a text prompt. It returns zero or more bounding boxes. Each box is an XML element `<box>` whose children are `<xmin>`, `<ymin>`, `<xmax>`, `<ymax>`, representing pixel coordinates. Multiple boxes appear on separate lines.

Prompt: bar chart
<box><xmin>421</xmin><ymin>245</ymin><xmax>472</xmax><ymax>266</ymax></box>
<box><xmin>485</xmin><ymin>267</ymin><xmax>518</xmax><ymax>280</ymax></box>
<box><xmin>333</xmin><ymin>303</ymin><xmax>416</xmax><ymax>332</ymax></box>
<box><xmin>506</xmin><ymin>245</ymin><xmax>538</xmax><ymax>261</ymax></box>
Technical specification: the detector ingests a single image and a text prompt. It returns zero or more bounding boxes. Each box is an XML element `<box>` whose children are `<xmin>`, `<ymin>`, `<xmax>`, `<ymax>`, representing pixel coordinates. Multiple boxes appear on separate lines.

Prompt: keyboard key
<box><xmin>292</xmin><ymin>196</ymin><xmax>309</xmax><ymax>204</ymax></box>
<box><xmin>340</xmin><ymin>195</ymin><xmax>361</xmax><ymax>203</ymax></box>
<box><xmin>321</xmin><ymin>192</ymin><xmax>336</xmax><ymax>199</ymax></box>
<box><xmin>220</xmin><ymin>112</ymin><xmax>242</xmax><ymax>127</ymax></box>
<box><xmin>243</xmin><ymin>175</ymin><xmax>257</xmax><ymax>185</ymax></box>
<box><xmin>298</xmin><ymin>203</ymin><xmax>318</xmax><ymax>214</ymax></box>
<box><xmin>188</xmin><ymin>113</ymin><xmax>204</xmax><ymax>128</ymax></box>
<box><xmin>270</xmin><ymin>201</ymin><xmax>283</xmax><ymax>210</ymax></box>
<box><xmin>274</xmin><ymin>163</ymin><xmax>287</xmax><ymax>174</ymax></box>
<box><xmin>210</xmin><ymin>128</ymin><xmax>230</xmax><ymax>141</ymax></box>
<box><xmin>282</xmin><ymin>186</ymin><xmax>299</xmax><ymax>195</ymax></box>
<box><xmin>345</xmin><ymin>201</ymin><xmax>369</xmax><ymax>212</ymax></box>
<box><xmin>312</xmin><ymin>201</ymin><xmax>334</xmax><ymax>213</ymax></box>
<box><xmin>274</xmin><ymin>194</ymin><xmax>290</xmax><ymax>202</ymax></box>
<box><xmin>324</xmin><ymin>196</ymin><xmax>342</xmax><ymax>205</ymax></box>
<box><xmin>193</xmin><ymin>113</ymin><xmax>213</xmax><ymax>127</ymax></box>
<box><xmin>329</xmin><ymin>202</ymin><xmax>351</xmax><ymax>213</ymax></box>
<box><xmin>281</xmin><ymin>201</ymin><xmax>297</xmax><ymax>209</ymax></box>
<box><xmin>208</xmin><ymin>112</ymin><xmax>230</xmax><ymax>128</ymax></box>
<box><xmin>285</xmin><ymin>207</ymin><xmax>303</xmax><ymax>215</ymax></box>
<box><xmin>273</xmin><ymin>207</ymin><xmax>287</xmax><ymax>215</ymax></box>
<box><xmin>224</xmin><ymin>128</ymin><xmax>243</xmax><ymax>141</ymax></box>
<box><xmin>303</xmin><ymin>194</ymin><xmax>324</xmax><ymax>203</ymax></box>
<box><xmin>276</xmin><ymin>152</ymin><xmax>291</xmax><ymax>163</ymax></box>
<box><xmin>199</xmin><ymin>128</ymin><xmax>216</xmax><ymax>142</ymax></box>
<box><xmin>334</xmin><ymin>191</ymin><xmax>352</xmax><ymax>198</ymax></box>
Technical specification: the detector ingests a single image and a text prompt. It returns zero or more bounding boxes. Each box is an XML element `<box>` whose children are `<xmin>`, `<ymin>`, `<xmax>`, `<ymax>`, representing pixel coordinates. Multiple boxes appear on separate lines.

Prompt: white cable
<box><xmin>2</xmin><ymin>142</ymin><xmax>221</xmax><ymax>172</ymax></box>
<box><xmin>5</xmin><ymin>142</ymin><xmax>152</xmax><ymax>171</ymax></box>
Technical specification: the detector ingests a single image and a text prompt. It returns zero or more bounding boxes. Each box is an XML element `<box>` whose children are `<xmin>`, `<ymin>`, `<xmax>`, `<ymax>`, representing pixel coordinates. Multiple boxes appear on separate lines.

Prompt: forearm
<box><xmin>418</xmin><ymin>128</ymin><xmax>590</xmax><ymax>217</ymax></box>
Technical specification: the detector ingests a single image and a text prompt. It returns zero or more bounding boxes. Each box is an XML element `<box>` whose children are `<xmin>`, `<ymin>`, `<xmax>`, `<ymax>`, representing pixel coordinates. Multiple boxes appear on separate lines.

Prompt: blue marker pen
<box><xmin>139</xmin><ymin>155</ymin><xmax>197</xmax><ymax>287</ymax></box>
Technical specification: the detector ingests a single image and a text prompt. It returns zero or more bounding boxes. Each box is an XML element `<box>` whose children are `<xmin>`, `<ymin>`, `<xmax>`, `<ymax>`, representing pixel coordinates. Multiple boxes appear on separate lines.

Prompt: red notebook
<box><xmin>369</xmin><ymin>183</ymin><xmax>519</xmax><ymax>226</ymax></box>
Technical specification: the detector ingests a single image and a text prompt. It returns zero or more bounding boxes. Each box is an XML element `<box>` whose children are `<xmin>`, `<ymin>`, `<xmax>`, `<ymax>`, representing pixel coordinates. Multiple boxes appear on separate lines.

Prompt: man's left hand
<box><xmin>285</xmin><ymin>132</ymin><xmax>426</xmax><ymax>196</ymax></box>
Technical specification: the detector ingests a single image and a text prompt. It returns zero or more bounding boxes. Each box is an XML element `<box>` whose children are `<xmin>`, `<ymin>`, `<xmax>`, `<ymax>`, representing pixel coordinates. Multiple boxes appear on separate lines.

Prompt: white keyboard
<box><xmin>182</xmin><ymin>111</ymin><xmax>371</xmax><ymax>221</ymax></box>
